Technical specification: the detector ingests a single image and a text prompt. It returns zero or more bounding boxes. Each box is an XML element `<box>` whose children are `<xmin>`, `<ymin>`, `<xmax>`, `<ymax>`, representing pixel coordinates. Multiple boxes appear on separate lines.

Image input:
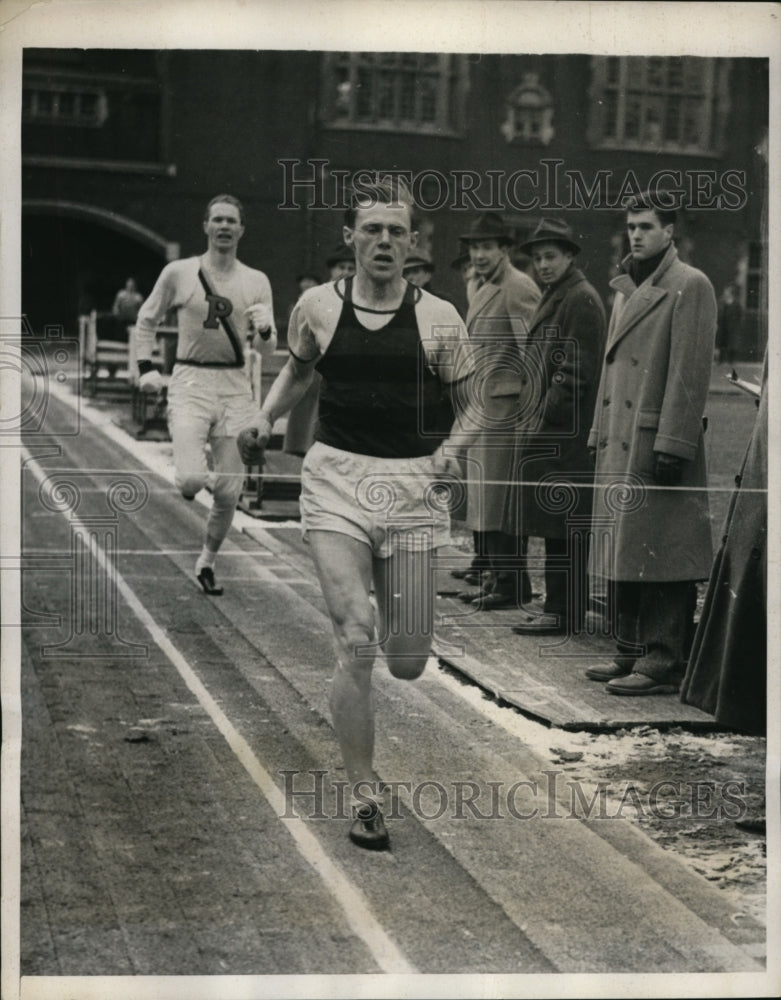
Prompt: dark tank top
<box><xmin>314</xmin><ymin>277</ymin><xmax>454</xmax><ymax>458</ymax></box>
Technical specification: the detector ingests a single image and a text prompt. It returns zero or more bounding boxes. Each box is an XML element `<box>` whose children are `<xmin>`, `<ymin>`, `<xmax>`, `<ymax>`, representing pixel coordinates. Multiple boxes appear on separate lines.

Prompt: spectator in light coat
<box><xmin>585</xmin><ymin>194</ymin><xmax>717</xmax><ymax>695</ymax></box>
<box><xmin>457</xmin><ymin>212</ymin><xmax>541</xmax><ymax>610</ymax></box>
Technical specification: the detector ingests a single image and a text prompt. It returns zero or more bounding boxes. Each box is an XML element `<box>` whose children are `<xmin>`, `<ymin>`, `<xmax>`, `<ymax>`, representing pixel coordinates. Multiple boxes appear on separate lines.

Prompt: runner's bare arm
<box><xmin>416</xmin><ymin>293</ymin><xmax>482</xmax><ymax>473</ymax></box>
<box><xmin>236</xmin><ymin>354</ymin><xmax>317</xmax><ymax>463</ymax></box>
<box><xmin>431</xmin><ymin>373</ymin><xmax>483</xmax><ymax>475</ymax></box>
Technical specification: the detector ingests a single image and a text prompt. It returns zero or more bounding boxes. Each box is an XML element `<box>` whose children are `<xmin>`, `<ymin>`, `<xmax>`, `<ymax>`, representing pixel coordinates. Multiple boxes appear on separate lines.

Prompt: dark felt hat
<box><xmin>403</xmin><ymin>249</ymin><xmax>435</xmax><ymax>272</ymax></box>
<box><xmin>450</xmin><ymin>252</ymin><xmax>472</xmax><ymax>271</ymax></box>
<box><xmin>325</xmin><ymin>243</ymin><xmax>356</xmax><ymax>268</ymax></box>
<box><xmin>459</xmin><ymin>212</ymin><xmax>515</xmax><ymax>246</ymax></box>
<box><xmin>519</xmin><ymin>218</ymin><xmax>581</xmax><ymax>255</ymax></box>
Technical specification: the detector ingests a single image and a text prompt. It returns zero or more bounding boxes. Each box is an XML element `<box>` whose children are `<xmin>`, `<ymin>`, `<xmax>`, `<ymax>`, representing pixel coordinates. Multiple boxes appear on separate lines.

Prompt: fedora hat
<box><xmin>403</xmin><ymin>249</ymin><xmax>435</xmax><ymax>272</ymax></box>
<box><xmin>519</xmin><ymin>218</ymin><xmax>581</xmax><ymax>255</ymax></box>
<box><xmin>459</xmin><ymin>212</ymin><xmax>515</xmax><ymax>246</ymax></box>
<box><xmin>325</xmin><ymin>243</ymin><xmax>356</xmax><ymax>268</ymax></box>
<box><xmin>450</xmin><ymin>251</ymin><xmax>471</xmax><ymax>271</ymax></box>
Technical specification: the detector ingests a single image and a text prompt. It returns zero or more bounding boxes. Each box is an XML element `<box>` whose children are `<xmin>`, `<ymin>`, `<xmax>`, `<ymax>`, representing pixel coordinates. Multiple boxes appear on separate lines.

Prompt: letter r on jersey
<box><xmin>204</xmin><ymin>293</ymin><xmax>234</xmax><ymax>328</ymax></box>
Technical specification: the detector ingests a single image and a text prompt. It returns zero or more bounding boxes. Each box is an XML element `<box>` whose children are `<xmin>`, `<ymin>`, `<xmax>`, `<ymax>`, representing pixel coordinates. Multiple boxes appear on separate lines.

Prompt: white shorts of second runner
<box><xmin>167</xmin><ymin>364</ymin><xmax>259</xmax><ymax>438</ymax></box>
<box><xmin>300</xmin><ymin>441</ymin><xmax>452</xmax><ymax>559</ymax></box>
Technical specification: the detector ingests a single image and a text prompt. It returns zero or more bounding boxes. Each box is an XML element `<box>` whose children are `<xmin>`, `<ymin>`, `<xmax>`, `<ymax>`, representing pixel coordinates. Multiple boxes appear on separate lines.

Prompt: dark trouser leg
<box><xmin>484</xmin><ymin>531</ymin><xmax>530</xmax><ymax>603</ymax></box>
<box><xmin>471</xmin><ymin>531</ymin><xmax>491</xmax><ymax>572</ymax></box>
<box><xmin>611</xmin><ymin>580</ymin><xmax>644</xmax><ymax>670</ymax></box>
<box><xmin>632</xmin><ymin>581</ymin><xmax>697</xmax><ymax>681</ymax></box>
<box><xmin>544</xmin><ymin>533</ymin><xmax>590</xmax><ymax>633</ymax></box>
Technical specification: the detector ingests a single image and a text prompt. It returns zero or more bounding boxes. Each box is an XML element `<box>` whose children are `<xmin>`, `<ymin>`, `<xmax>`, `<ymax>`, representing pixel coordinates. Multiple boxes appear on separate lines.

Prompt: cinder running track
<box><xmin>15</xmin><ymin>381</ymin><xmax>766</xmax><ymax>989</ymax></box>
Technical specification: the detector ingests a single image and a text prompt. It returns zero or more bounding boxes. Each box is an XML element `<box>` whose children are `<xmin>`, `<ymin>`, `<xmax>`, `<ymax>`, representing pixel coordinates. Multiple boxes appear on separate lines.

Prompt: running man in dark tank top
<box><xmin>238</xmin><ymin>177</ymin><xmax>482</xmax><ymax>850</ymax></box>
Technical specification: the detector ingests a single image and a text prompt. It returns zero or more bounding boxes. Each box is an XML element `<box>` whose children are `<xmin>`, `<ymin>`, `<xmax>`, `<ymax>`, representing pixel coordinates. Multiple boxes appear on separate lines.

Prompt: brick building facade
<box><xmin>22</xmin><ymin>49</ymin><xmax>768</xmax><ymax>357</ymax></box>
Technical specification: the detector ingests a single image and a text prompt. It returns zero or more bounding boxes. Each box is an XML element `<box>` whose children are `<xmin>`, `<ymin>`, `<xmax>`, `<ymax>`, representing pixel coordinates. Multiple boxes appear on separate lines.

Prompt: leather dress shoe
<box><xmin>457</xmin><ymin>587</ymin><xmax>491</xmax><ymax>603</ymax></box>
<box><xmin>512</xmin><ymin>612</ymin><xmax>564</xmax><ymax>635</ymax></box>
<box><xmin>584</xmin><ymin>660</ymin><xmax>633</xmax><ymax>682</ymax></box>
<box><xmin>606</xmin><ymin>672</ymin><xmax>680</xmax><ymax>696</ymax></box>
<box><xmin>452</xmin><ymin>564</ymin><xmax>488</xmax><ymax>581</ymax></box>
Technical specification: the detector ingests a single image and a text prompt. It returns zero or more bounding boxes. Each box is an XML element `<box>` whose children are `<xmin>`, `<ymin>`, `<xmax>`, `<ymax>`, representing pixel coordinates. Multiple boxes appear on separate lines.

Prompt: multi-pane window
<box><xmin>321</xmin><ymin>53</ymin><xmax>467</xmax><ymax>134</ymax></box>
<box><xmin>23</xmin><ymin>85</ymin><xmax>108</xmax><ymax>127</ymax></box>
<box><xmin>23</xmin><ymin>56</ymin><xmax>163</xmax><ymax>164</ymax></box>
<box><xmin>589</xmin><ymin>56</ymin><xmax>730</xmax><ymax>154</ymax></box>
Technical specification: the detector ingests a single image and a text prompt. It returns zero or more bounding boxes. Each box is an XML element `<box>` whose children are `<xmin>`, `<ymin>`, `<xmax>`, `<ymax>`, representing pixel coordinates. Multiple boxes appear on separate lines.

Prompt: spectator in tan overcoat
<box><xmin>585</xmin><ymin>194</ymin><xmax>717</xmax><ymax>695</ymax></box>
<box><xmin>457</xmin><ymin>212</ymin><xmax>541</xmax><ymax>610</ymax></box>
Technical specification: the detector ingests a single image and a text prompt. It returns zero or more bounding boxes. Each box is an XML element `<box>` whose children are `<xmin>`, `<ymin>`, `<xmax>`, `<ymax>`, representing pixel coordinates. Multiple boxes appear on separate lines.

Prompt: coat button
<box><xmin>599</xmin><ymin>438</ymin><xmax>608</xmax><ymax>449</ymax></box>
<box><xmin>631</xmin><ymin>357</ymin><xmax>639</xmax><ymax>366</ymax></box>
<box><xmin>603</xmin><ymin>398</ymin><xmax>610</xmax><ymax>406</ymax></box>
<box><xmin>621</xmin><ymin>441</ymin><xmax>629</xmax><ymax>451</ymax></box>
<box><xmin>625</xmin><ymin>400</ymin><xmax>632</xmax><ymax>408</ymax></box>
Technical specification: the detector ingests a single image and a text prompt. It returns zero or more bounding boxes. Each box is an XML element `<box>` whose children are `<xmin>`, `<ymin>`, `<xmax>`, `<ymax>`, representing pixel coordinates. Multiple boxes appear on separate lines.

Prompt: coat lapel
<box><xmin>467</xmin><ymin>280</ymin><xmax>502</xmax><ymax>329</ymax></box>
<box><xmin>606</xmin><ymin>248</ymin><xmax>676</xmax><ymax>353</ymax></box>
<box><xmin>528</xmin><ymin>268</ymin><xmax>582</xmax><ymax>335</ymax></box>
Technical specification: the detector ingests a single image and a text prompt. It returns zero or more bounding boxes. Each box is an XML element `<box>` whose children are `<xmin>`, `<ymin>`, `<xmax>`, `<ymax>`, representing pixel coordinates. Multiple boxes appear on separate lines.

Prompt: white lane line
<box><xmin>44</xmin><ymin>380</ymin><xmax>546</xmax><ymax>740</ymax></box>
<box><xmin>23</xmin><ymin>448</ymin><xmax>416</xmax><ymax>976</ymax></box>
<box><xmin>46</xmin><ymin>379</ymin><xmax>303</xmax><ymax>546</ymax></box>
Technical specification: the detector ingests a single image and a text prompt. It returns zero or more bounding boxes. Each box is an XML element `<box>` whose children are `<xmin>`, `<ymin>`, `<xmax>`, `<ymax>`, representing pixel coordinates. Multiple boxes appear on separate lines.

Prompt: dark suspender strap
<box><xmin>197</xmin><ymin>267</ymin><xmax>245</xmax><ymax>367</ymax></box>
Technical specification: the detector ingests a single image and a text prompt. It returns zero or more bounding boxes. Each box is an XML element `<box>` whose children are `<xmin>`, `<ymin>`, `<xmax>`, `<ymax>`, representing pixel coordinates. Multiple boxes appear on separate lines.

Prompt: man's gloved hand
<box><xmin>138</xmin><ymin>368</ymin><xmax>164</xmax><ymax>393</ymax></box>
<box><xmin>244</xmin><ymin>303</ymin><xmax>274</xmax><ymax>340</ymax></box>
<box><xmin>237</xmin><ymin>412</ymin><xmax>273</xmax><ymax>465</ymax></box>
<box><xmin>653</xmin><ymin>451</ymin><xmax>684</xmax><ymax>486</ymax></box>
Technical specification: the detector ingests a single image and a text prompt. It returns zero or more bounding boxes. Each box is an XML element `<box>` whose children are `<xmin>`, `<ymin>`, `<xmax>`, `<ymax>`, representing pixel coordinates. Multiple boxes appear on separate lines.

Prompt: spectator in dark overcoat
<box><xmin>506</xmin><ymin>218</ymin><xmax>606</xmax><ymax>635</ymax></box>
<box><xmin>680</xmin><ymin>353</ymin><xmax>766</xmax><ymax>733</ymax></box>
<box><xmin>714</xmin><ymin>283</ymin><xmax>744</xmax><ymax>365</ymax></box>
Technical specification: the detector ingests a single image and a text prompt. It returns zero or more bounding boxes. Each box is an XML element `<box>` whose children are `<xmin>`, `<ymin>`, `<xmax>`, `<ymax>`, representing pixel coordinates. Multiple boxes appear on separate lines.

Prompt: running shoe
<box><xmin>349</xmin><ymin>803</ymin><xmax>389</xmax><ymax>850</ymax></box>
<box><xmin>196</xmin><ymin>567</ymin><xmax>224</xmax><ymax>596</ymax></box>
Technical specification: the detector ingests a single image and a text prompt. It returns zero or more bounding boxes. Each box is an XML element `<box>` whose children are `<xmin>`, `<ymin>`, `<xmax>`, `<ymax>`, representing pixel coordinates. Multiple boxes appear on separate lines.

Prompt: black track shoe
<box><xmin>349</xmin><ymin>803</ymin><xmax>390</xmax><ymax>851</ymax></box>
<box><xmin>196</xmin><ymin>567</ymin><xmax>224</xmax><ymax>596</ymax></box>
